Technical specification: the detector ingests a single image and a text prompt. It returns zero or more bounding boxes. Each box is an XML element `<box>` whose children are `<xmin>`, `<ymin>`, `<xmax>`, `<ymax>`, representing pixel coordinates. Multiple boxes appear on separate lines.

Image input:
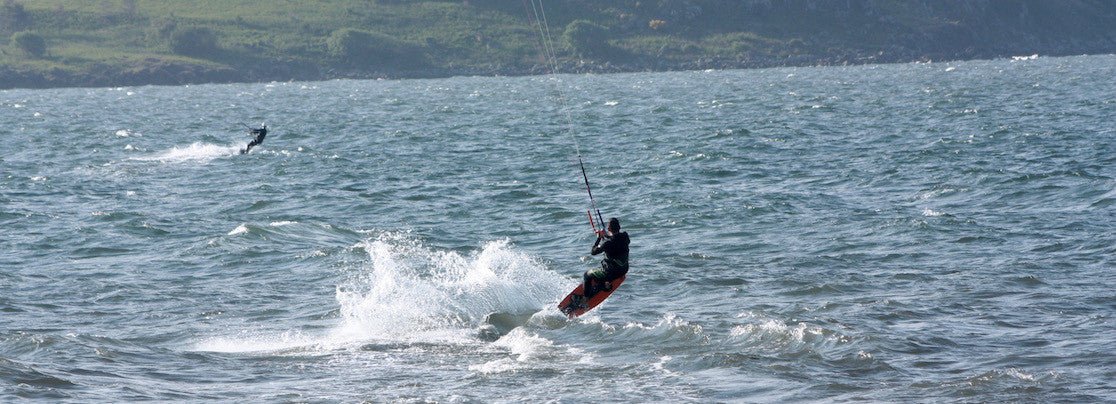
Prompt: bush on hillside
<box><xmin>1</xmin><ymin>0</ymin><xmax>31</xmax><ymax>34</ymax></box>
<box><xmin>169</xmin><ymin>26</ymin><xmax>219</xmax><ymax>57</ymax></box>
<box><xmin>327</xmin><ymin>28</ymin><xmax>426</xmax><ymax>68</ymax></box>
<box><xmin>563</xmin><ymin>20</ymin><xmax>613</xmax><ymax>58</ymax></box>
<box><xmin>151</xmin><ymin>17</ymin><xmax>177</xmax><ymax>39</ymax></box>
<box><xmin>11</xmin><ymin>30</ymin><xmax>46</xmax><ymax>57</ymax></box>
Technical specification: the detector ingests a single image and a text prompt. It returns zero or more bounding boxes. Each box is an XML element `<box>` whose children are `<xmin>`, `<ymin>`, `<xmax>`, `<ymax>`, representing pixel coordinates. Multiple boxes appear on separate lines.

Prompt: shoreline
<box><xmin>2</xmin><ymin>50</ymin><xmax>1110</xmax><ymax>91</ymax></box>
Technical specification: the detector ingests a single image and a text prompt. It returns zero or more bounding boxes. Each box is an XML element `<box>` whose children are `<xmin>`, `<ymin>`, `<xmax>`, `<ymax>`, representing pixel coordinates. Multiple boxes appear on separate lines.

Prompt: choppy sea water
<box><xmin>2</xmin><ymin>54</ymin><xmax>1114</xmax><ymax>402</ymax></box>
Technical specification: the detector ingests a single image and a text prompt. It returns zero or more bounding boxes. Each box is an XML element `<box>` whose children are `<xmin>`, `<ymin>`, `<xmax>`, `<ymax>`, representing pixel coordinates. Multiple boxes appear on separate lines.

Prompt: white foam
<box><xmin>470</xmin><ymin>328</ymin><xmax>559</xmax><ymax>374</ymax></box>
<box><xmin>469</xmin><ymin>357</ymin><xmax>520</xmax><ymax>374</ymax></box>
<box><xmin>471</xmin><ymin>326</ymin><xmax>594</xmax><ymax>374</ymax></box>
<box><xmin>270</xmin><ymin>221</ymin><xmax>297</xmax><ymax>227</ymax></box>
<box><xmin>651</xmin><ymin>355</ymin><xmax>676</xmax><ymax>375</ymax></box>
<box><xmin>917</xmin><ymin>187</ymin><xmax>962</xmax><ymax>200</ymax></box>
<box><xmin>729</xmin><ymin>312</ymin><xmax>851</xmax><ymax>354</ymax></box>
<box><xmin>623</xmin><ymin>313</ymin><xmax>701</xmax><ymax>335</ymax></box>
<box><xmin>134</xmin><ymin>142</ymin><xmax>240</xmax><ymax>163</ymax></box>
<box><xmin>227</xmin><ymin>224</ymin><xmax>249</xmax><ymax>236</ymax></box>
<box><xmin>961</xmin><ymin>368</ymin><xmax>1055</xmax><ymax>388</ymax></box>
<box><xmin>922</xmin><ymin>208</ymin><xmax>945</xmax><ymax>217</ymax></box>
<box><xmin>193</xmin><ymin>330</ymin><xmax>319</xmax><ymax>353</ymax></box>
<box><xmin>1004</xmin><ymin>367</ymin><xmax>1037</xmax><ymax>381</ymax></box>
<box><xmin>493</xmin><ymin>328</ymin><xmax>554</xmax><ymax>360</ymax></box>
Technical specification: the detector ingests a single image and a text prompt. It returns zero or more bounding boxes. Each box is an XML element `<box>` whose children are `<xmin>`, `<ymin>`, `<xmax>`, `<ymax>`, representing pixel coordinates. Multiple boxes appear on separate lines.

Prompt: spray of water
<box><xmin>332</xmin><ymin>233</ymin><xmax>568</xmax><ymax>343</ymax></box>
<box><xmin>194</xmin><ymin>232</ymin><xmax>569</xmax><ymax>353</ymax></box>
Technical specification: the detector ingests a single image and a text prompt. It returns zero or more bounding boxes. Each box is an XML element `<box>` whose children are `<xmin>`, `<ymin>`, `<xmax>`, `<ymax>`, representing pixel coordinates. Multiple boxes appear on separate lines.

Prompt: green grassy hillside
<box><xmin>2</xmin><ymin>0</ymin><xmax>1115</xmax><ymax>88</ymax></box>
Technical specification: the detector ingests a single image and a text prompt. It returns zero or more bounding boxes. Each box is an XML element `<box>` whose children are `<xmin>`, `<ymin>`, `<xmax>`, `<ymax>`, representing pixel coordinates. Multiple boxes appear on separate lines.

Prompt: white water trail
<box><xmin>194</xmin><ymin>233</ymin><xmax>568</xmax><ymax>353</ymax></box>
<box><xmin>133</xmin><ymin>142</ymin><xmax>241</xmax><ymax>163</ymax></box>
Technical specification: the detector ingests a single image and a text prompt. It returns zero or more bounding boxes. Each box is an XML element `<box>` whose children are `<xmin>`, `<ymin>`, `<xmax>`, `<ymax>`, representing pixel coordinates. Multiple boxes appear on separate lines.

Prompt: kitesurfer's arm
<box><xmin>591</xmin><ymin>235</ymin><xmax>606</xmax><ymax>255</ymax></box>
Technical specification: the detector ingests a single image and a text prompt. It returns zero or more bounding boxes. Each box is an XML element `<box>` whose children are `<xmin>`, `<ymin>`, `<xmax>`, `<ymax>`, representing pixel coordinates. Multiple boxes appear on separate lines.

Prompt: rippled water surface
<box><xmin>2</xmin><ymin>55</ymin><xmax>1114</xmax><ymax>402</ymax></box>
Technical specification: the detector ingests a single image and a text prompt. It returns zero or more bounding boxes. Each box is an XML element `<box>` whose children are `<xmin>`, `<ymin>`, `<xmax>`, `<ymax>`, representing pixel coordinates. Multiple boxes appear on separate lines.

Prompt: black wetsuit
<box><xmin>582</xmin><ymin>231</ymin><xmax>630</xmax><ymax>297</ymax></box>
<box><xmin>592</xmin><ymin>231</ymin><xmax>630</xmax><ymax>277</ymax></box>
<box><xmin>241</xmin><ymin>126</ymin><xmax>267</xmax><ymax>154</ymax></box>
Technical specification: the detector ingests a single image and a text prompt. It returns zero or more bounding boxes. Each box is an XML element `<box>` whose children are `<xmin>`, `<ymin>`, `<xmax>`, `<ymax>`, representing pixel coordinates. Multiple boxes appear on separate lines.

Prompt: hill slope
<box><xmin>2</xmin><ymin>0</ymin><xmax>1115</xmax><ymax>89</ymax></box>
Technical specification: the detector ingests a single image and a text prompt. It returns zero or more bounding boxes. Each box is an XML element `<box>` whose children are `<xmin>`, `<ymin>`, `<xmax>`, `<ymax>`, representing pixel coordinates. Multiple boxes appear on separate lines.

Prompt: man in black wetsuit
<box><xmin>572</xmin><ymin>217</ymin><xmax>630</xmax><ymax>309</ymax></box>
<box><xmin>240</xmin><ymin>124</ymin><xmax>267</xmax><ymax>154</ymax></box>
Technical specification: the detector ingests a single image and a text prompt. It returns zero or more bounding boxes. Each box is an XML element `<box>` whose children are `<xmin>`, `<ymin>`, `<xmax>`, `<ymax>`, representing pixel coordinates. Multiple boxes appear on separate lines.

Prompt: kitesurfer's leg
<box><xmin>583</xmin><ymin>266</ymin><xmax>607</xmax><ymax>299</ymax></box>
<box><xmin>241</xmin><ymin>138</ymin><xmax>260</xmax><ymax>154</ymax></box>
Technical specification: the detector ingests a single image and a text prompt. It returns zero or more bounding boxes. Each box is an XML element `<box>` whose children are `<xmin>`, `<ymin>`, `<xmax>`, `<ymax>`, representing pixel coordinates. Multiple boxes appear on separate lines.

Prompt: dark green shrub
<box><xmin>169</xmin><ymin>26</ymin><xmax>218</xmax><ymax>57</ymax></box>
<box><xmin>326</xmin><ymin>28</ymin><xmax>426</xmax><ymax>68</ymax></box>
<box><xmin>563</xmin><ymin>20</ymin><xmax>612</xmax><ymax>58</ymax></box>
<box><xmin>151</xmin><ymin>17</ymin><xmax>177</xmax><ymax>39</ymax></box>
<box><xmin>11</xmin><ymin>30</ymin><xmax>45</xmax><ymax>57</ymax></box>
<box><xmin>1</xmin><ymin>0</ymin><xmax>31</xmax><ymax>34</ymax></box>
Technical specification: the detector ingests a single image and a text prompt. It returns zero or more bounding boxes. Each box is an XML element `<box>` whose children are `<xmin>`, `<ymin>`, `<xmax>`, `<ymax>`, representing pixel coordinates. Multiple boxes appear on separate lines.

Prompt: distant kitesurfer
<box><xmin>239</xmin><ymin>123</ymin><xmax>267</xmax><ymax>154</ymax></box>
<box><xmin>571</xmin><ymin>218</ymin><xmax>629</xmax><ymax>309</ymax></box>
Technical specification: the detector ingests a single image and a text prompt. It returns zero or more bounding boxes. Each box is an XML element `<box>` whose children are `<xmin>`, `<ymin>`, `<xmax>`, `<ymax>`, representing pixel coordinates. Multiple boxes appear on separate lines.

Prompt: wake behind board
<box><xmin>557</xmin><ymin>276</ymin><xmax>625</xmax><ymax>318</ymax></box>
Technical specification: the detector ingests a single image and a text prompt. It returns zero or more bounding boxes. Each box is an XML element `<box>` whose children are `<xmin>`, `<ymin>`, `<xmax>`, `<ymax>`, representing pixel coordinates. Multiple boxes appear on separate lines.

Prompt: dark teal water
<box><xmin>2</xmin><ymin>55</ymin><xmax>1114</xmax><ymax>402</ymax></box>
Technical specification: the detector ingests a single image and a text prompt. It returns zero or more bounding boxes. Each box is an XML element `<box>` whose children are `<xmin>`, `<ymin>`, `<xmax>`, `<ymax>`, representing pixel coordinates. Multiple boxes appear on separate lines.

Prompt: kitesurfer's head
<box><xmin>608</xmin><ymin>217</ymin><xmax>621</xmax><ymax>233</ymax></box>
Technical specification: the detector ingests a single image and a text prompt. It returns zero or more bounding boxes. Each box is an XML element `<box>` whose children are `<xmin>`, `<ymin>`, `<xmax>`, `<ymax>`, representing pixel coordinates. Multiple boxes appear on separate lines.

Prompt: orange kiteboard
<box><xmin>557</xmin><ymin>276</ymin><xmax>626</xmax><ymax>318</ymax></box>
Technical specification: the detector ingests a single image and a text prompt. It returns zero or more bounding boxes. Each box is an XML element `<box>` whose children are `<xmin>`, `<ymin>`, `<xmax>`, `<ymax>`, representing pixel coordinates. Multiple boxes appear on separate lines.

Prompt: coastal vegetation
<box><xmin>1</xmin><ymin>0</ymin><xmax>1114</xmax><ymax>88</ymax></box>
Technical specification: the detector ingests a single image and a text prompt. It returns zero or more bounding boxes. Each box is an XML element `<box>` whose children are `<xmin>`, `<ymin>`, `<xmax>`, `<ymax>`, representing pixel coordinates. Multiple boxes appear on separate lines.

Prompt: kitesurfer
<box><xmin>240</xmin><ymin>123</ymin><xmax>267</xmax><ymax>154</ymax></box>
<box><xmin>572</xmin><ymin>218</ymin><xmax>629</xmax><ymax>309</ymax></box>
